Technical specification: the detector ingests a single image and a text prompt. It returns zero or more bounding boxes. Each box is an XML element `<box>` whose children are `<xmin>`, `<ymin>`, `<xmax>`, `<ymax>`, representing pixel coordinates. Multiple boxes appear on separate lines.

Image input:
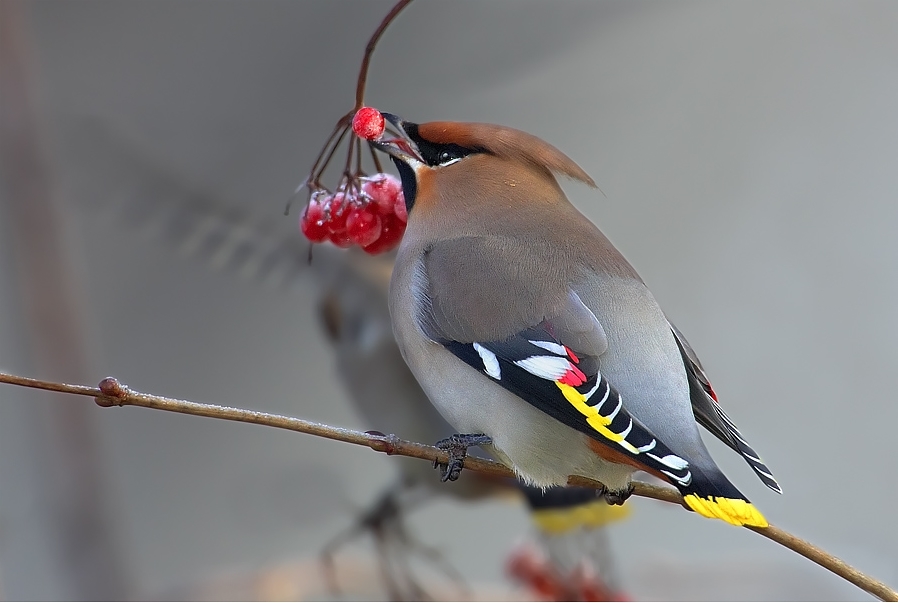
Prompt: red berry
<box><xmin>328</xmin><ymin>229</ymin><xmax>354</xmax><ymax>248</ymax></box>
<box><xmin>363</xmin><ymin>213</ymin><xmax>407</xmax><ymax>254</ymax></box>
<box><xmin>299</xmin><ymin>198</ymin><xmax>329</xmax><ymax>242</ymax></box>
<box><xmin>352</xmin><ymin>107</ymin><xmax>385</xmax><ymax>141</ymax></box>
<box><xmin>325</xmin><ymin>192</ymin><xmax>351</xmax><ymax>234</ymax></box>
<box><xmin>346</xmin><ymin>206</ymin><xmax>382</xmax><ymax>247</ymax></box>
<box><xmin>362</xmin><ymin>174</ymin><xmax>403</xmax><ymax>215</ymax></box>
<box><xmin>393</xmin><ymin>189</ymin><xmax>408</xmax><ymax>222</ymax></box>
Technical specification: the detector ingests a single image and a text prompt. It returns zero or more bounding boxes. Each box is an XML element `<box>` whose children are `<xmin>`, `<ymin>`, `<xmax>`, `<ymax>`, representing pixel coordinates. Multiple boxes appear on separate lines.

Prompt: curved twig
<box><xmin>0</xmin><ymin>371</ymin><xmax>895</xmax><ymax>601</ymax></box>
<box><xmin>293</xmin><ymin>0</ymin><xmax>413</xmax><ymax>210</ymax></box>
<box><xmin>354</xmin><ymin>0</ymin><xmax>414</xmax><ymax>110</ymax></box>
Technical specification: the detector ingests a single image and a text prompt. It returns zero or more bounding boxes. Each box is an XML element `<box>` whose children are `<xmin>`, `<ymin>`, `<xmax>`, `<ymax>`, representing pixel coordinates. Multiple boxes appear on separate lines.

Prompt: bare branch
<box><xmin>0</xmin><ymin>371</ymin><xmax>895</xmax><ymax>601</ymax></box>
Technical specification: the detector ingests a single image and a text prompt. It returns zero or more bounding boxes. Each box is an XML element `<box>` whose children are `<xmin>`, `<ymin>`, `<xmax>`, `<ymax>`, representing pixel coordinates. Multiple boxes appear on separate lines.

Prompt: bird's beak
<box><xmin>370</xmin><ymin>113</ymin><xmax>424</xmax><ymax>165</ymax></box>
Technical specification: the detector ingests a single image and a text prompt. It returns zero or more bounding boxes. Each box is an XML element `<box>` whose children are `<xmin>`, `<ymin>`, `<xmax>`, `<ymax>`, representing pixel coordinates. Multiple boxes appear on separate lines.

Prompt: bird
<box><xmin>61</xmin><ymin>124</ymin><xmax>631</xmax><ymax>598</ymax></box>
<box><xmin>370</xmin><ymin>112</ymin><xmax>782</xmax><ymax>528</ymax></box>
<box><xmin>311</xmin><ymin>245</ymin><xmax>630</xmax><ymax>600</ymax></box>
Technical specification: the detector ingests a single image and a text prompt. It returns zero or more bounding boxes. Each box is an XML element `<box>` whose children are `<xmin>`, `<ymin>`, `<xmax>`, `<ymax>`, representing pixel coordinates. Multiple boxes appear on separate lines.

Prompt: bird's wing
<box><xmin>668</xmin><ymin>321</ymin><xmax>782</xmax><ymax>494</ymax></box>
<box><xmin>419</xmin><ymin>237</ymin><xmax>695</xmax><ymax>489</ymax></box>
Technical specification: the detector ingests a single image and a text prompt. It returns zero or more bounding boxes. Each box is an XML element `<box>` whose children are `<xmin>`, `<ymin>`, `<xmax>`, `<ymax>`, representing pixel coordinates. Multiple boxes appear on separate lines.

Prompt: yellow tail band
<box><xmin>683</xmin><ymin>494</ymin><xmax>768</xmax><ymax>527</ymax></box>
<box><xmin>531</xmin><ymin>499</ymin><xmax>631</xmax><ymax>534</ymax></box>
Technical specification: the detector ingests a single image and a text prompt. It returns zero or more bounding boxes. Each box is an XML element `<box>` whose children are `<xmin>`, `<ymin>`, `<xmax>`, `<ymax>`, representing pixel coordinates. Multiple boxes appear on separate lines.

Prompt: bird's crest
<box><xmin>417</xmin><ymin>122</ymin><xmax>596</xmax><ymax>188</ymax></box>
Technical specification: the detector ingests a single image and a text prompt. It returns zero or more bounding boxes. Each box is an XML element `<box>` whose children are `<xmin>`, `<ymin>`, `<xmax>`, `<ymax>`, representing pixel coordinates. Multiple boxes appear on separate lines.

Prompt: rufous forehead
<box><xmin>417</xmin><ymin>121</ymin><xmax>485</xmax><ymax>147</ymax></box>
<box><xmin>416</xmin><ymin>120</ymin><xmax>596</xmax><ymax>187</ymax></box>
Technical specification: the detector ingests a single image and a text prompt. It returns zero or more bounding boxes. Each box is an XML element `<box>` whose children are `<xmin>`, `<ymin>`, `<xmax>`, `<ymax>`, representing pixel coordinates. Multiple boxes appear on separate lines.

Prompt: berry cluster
<box><xmin>505</xmin><ymin>542</ymin><xmax>627</xmax><ymax>601</ymax></box>
<box><xmin>299</xmin><ymin>173</ymin><xmax>407</xmax><ymax>254</ymax></box>
<box><xmin>297</xmin><ymin>106</ymin><xmax>406</xmax><ymax>254</ymax></box>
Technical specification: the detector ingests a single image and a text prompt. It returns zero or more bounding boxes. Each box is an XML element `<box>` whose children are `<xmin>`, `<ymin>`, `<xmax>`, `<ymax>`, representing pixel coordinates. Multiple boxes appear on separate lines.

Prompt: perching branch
<box><xmin>0</xmin><ymin>371</ymin><xmax>895</xmax><ymax>602</ymax></box>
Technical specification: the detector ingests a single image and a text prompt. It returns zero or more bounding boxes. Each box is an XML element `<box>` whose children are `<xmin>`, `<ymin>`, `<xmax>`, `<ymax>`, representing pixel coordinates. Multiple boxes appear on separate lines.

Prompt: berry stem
<box><xmin>354</xmin><ymin>135</ymin><xmax>364</xmax><ymax>177</ymax></box>
<box><xmin>316</xmin><ymin>124</ymin><xmax>351</xmax><ymax>187</ymax></box>
<box><xmin>354</xmin><ymin>0</ymin><xmax>414</xmax><ymax>110</ymax></box>
<box><xmin>368</xmin><ymin>139</ymin><xmax>383</xmax><ymax>174</ymax></box>
<box><xmin>289</xmin><ymin>0</ymin><xmax>412</xmax><ymax>215</ymax></box>
<box><xmin>285</xmin><ymin>121</ymin><xmax>350</xmax><ymax>216</ymax></box>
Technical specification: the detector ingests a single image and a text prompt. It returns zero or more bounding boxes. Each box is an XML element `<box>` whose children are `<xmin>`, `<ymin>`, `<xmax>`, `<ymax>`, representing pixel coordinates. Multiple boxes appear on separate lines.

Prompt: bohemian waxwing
<box><xmin>68</xmin><ymin>127</ymin><xmax>631</xmax><ymax>595</ymax></box>
<box><xmin>371</xmin><ymin>113</ymin><xmax>782</xmax><ymax>528</ymax></box>
<box><xmin>311</xmin><ymin>245</ymin><xmax>629</xmax><ymax>599</ymax></box>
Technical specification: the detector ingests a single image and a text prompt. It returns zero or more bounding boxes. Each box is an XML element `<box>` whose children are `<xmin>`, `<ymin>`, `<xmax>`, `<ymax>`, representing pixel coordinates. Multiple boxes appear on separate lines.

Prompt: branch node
<box><xmin>95</xmin><ymin>377</ymin><xmax>129</xmax><ymax>407</ymax></box>
<box><xmin>366</xmin><ymin>430</ymin><xmax>400</xmax><ymax>455</ymax></box>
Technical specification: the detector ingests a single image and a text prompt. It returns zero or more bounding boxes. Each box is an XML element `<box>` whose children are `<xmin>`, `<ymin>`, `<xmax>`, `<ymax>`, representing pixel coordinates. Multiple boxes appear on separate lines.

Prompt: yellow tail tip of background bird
<box><xmin>683</xmin><ymin>494</ymin><xmax>768</xmax><ymax>528</ymax></box>
<box><xmin>531</xmin><ymin>499</ymin><xmax>632</xmax><ymax>534</ymax></box>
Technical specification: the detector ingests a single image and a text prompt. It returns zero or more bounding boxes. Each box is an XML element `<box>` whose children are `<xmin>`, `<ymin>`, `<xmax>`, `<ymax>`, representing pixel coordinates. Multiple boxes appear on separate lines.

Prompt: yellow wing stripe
<box><xmin>557</xmin><ymin>368</ymin><xmax>768</xmax><ymax>529</ymax></box>
<box><xmin>557</xmin><ymin>381</ymin><xmax>631</xmax><ymax>448</ymax></box>
<box><xmin>557</xmin><ymin>381</ymin><xmax>600</xmax><ymax>418</ymax></box>
<box><xmin>683</xmin><ymin>494</ymin><xmax>768</xmax><ymax>527</ymax></box>
<box><xmin>531</xmin><ymin>499</ymin><xmax>631</xmax><ymax>535</ymax></box>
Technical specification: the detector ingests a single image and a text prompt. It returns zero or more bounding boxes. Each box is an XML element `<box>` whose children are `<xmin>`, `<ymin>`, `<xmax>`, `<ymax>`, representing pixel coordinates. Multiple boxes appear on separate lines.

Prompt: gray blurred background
<box><xmin>1</xmin><ymin>0</ymin><xmax>896</xmax><ymax>600</ymax></box>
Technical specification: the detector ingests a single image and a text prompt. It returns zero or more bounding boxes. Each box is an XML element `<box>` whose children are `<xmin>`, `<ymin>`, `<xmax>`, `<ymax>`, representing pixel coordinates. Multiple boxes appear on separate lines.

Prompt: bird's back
<box><xmin>396</xmin><ymin>175</ymin><xmax>713</xmax><ymax>468</ymax></box>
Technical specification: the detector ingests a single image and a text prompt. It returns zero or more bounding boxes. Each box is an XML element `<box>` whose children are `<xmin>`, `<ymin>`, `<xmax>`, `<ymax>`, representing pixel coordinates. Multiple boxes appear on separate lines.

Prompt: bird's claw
<box><xmin>433</xmin><ymin>433</ymin><xmax>492</xmax><ymax>482</ymax></box>
<box><xmin>603</xmin><ymin>484</ymin><xmax>634</xmax><ymax>506</ymax></box>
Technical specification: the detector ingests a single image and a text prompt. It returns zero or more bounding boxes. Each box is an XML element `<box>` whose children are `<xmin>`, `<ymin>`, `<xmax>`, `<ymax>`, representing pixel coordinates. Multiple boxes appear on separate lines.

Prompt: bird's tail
<box><xmin>508</xmin><ymin>486</ymin><xmax>631</xmax><ymax>601</ymax></box>
<box><xmin>678</xmin><ymin>466</ymin><xmax>768</xmax><ymax>528</ymax></box>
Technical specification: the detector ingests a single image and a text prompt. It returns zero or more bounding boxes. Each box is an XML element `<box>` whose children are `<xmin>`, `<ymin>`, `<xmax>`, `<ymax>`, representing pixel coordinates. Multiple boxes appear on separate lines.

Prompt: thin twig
<box><xmin>292</xmin><ymin>0</ymin><xmax>413</xmax><ymax>210</ymax></box>
<box><xmin>0</xmin><ymin>371</ymin><xmax>895</xmax><ymax>601</ymax></box>
<box><xmin>354</xmin><ymin>0</ymin><xmax>414</xmax><ymax>110</ymax></box>
<box><xmin>369</xmin><ymin>138</ymin><xmax>384</xmax><ymax>174</ymax></box>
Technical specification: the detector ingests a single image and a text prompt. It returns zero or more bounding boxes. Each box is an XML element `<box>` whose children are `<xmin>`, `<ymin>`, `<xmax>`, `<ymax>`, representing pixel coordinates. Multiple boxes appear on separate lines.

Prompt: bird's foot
<box><xmin>433</xmin><ymin>433</ymin><xmax>492</xmax><ymax>482</ymax></box>
<box><xmin>603</xmin><ymin>484</ymin><xmax>634</xmax><ymax>506</ymax></box>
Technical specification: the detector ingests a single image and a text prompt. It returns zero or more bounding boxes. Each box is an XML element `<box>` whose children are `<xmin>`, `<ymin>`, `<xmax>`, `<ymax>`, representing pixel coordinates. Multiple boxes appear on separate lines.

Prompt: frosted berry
<box><xmin>362</xmin><ymin>174</ymin><xmax>402</xmax><ymax>215</ymax></box>
<box><xmin>346</xmin><ymin>205</ymin><xmax>382</xmax><ymax>247</ymax></box>
<box><xmin>328</xmin><ymin>229</ymin><xmax>355</xmax><ymax>248</ymax></box>
<box><xmin>325</xmin><ymin>192</ymin><xmax>351</xmax><ymax>234</ymax></box>
<box><xmin>393</xmin><ymin>189</ymin><xmax>408</xmax><ymax>222</ymax></box>
<box><xmin>363</xmin><ymin>213</ymin><xmax>406</xmax><ymax>255</ymax></box>
<box><xmin>299</xmin><ymin>197</ymin><xmax>329</xmax><ymax>242</ymax></box>
<box><xmin>352</xmin><ymin>107</ymin><xmax>385</xmax><ymax>141</ymax></box>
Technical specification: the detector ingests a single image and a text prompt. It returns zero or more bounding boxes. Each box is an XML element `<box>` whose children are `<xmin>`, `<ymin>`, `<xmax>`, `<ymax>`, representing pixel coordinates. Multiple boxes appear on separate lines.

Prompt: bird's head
<box><xmin>371</xmin><ymin>113</ymin><xmax>596</xmax><ymax>217</ymax></box>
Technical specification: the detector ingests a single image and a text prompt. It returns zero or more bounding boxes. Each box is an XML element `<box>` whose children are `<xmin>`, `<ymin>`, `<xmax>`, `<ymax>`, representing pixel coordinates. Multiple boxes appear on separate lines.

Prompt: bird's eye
<box><xmin>414</xmin><ymin>136</ymin><xmax>476</xmax><ymax>168</ymax></box>
<box><xmin>439</xmin><ymin>150</ymin><xmax>461</xmax><ymax>165</ymax></box>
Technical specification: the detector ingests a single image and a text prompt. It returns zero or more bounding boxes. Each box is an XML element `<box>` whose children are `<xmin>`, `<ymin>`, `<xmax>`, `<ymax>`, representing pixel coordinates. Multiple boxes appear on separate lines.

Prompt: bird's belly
<box><xmin>402</xmin><ymin>339</ymin><xmax>636</xmax><ymax>491</ymax></box>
